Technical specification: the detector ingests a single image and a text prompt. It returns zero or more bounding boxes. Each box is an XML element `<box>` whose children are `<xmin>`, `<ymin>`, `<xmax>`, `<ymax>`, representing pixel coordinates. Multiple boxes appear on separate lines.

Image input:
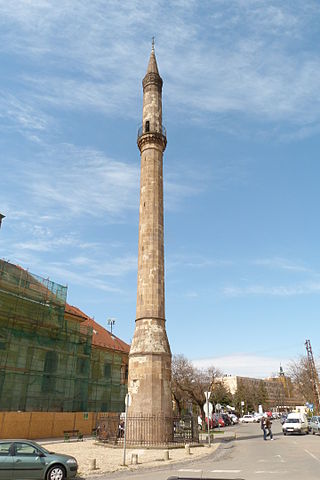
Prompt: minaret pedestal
<box><xmin>127</xmin><ymin>45</ymin><xmax>173</xmax><ymax>445</ymax></box>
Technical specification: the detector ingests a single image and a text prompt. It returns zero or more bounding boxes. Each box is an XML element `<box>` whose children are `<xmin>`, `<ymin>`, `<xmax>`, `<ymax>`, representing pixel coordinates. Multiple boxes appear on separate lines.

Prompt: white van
<box><xmin>282</xmin><ymin>412</ymin><xmax>309</xmax><ymax>435</ymax></box>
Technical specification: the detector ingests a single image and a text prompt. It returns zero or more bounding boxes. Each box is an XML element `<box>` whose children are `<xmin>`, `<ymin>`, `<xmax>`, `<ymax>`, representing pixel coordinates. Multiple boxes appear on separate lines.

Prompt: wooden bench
<box><xmin>63</xmin><ymin>430</ymin><xmax>83</xmax><ymax>441</ymax></box>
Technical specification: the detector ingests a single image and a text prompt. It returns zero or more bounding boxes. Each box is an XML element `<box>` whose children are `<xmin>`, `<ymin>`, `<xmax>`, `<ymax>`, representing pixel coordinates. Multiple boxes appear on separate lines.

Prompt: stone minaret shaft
<box><xmin>128</xmin><ymin>45</ymin><xmax>172</xmax><ymax>442</ymax></box>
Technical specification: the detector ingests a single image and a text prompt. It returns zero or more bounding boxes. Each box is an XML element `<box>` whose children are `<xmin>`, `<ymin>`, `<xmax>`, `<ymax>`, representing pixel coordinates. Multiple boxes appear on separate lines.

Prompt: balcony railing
<box><xmin>137</xmin><ymin>124</ymin><xmax>167</xmax><ymax>140</ymax></box>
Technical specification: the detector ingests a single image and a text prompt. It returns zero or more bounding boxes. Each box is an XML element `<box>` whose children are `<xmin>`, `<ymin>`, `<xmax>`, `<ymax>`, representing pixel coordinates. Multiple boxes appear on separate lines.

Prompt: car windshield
<box><xmin>286</xmin><ymin>418</ymin><xmax>300</xmax><ymax>423</ymax></box>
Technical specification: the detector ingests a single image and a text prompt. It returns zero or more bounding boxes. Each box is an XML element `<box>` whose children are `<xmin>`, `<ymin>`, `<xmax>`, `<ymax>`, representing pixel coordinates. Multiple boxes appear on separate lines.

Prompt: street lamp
<box><xmin>0</xmin><ymin>214</ymin><xmax>5</xmax><ymax>229</ymax></box>
<box><xmin>107</xmin><ymin>318</ymin><xmax>116</xmax><ymax>334</ymax></box>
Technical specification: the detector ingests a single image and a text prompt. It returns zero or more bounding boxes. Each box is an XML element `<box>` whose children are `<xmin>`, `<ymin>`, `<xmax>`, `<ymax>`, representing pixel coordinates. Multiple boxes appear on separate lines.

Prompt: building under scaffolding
<box><xmin>0</xmin><ymin>260</ymin><xmax>129</xmax><ymax>412</ymax></box>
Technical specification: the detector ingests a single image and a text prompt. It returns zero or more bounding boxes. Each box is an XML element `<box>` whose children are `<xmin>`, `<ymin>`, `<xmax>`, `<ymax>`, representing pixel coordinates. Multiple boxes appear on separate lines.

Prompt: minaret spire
<box><xmin>146</xmin><ymin>39</ymin><xmax>160</xmax><ymax>76</ymax></box>
<box><xmin>127</xmin><ymin>45</ymin><xmax>172</xmax><ymax>445</ymax></box>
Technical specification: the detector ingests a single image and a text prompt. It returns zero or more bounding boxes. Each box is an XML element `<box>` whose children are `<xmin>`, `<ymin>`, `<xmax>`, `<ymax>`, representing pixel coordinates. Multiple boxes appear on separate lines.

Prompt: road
<box><xmin>87</xmin><ymin>421</ymin><xmax>320</xmax><ymax>480</ymax></box>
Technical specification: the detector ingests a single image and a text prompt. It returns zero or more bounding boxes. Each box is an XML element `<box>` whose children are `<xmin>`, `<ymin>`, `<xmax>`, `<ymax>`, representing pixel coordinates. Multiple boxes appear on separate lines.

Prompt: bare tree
<box><xmin>287</xmin><ymin>356</ymin><xmax>316</xmax><ymax>403</ymax></box>
<box><xmin>171</xmin><ymin>354</ymin><xmax>228</xmax><ymax>414</ymax></box>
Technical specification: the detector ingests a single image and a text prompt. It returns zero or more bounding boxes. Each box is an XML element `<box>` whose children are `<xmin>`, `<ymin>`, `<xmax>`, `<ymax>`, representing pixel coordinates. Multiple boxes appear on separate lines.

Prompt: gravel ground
<box><xmin>41</xmin><ymin>439</ymin><xmax>218</xmax><ymax>477</ymax></box>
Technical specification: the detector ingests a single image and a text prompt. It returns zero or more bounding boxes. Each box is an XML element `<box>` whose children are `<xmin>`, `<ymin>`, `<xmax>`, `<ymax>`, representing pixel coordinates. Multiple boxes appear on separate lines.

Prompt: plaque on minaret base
<box><xmin>127</xmin><ymin>43</ymin><xmax>173</xmax><ymax>445</ymax></box>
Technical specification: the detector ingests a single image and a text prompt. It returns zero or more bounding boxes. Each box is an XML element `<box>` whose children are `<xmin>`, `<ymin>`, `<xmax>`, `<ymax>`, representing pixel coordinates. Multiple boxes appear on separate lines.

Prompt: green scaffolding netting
<box><xmin>0</xmin><ymin>260</ymin><xmax>127</xmax><ymax>413</ymax></box>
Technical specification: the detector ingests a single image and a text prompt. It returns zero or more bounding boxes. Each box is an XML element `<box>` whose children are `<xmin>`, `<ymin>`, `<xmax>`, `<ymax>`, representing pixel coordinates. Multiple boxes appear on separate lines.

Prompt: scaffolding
<box><xmin>0</xmin><ymin>259</ymin><xmax>92</xmax><ymax>411</ymax></box>
<box><xmin>0</xmin><ymin>260</ymin><xmax>127</xmax><ymax>413</ymax></box>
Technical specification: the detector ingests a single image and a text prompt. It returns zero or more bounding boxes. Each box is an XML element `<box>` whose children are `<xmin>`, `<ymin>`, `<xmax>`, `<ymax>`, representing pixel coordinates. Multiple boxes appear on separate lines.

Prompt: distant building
<box><xmin>0</xmin><ymin>259</ymin><xmax>129</xmax><ymax>412</ymax></box>
<box><xmin>220</xmin><ymin>373</ymin><xmax>304</xmax><ymax>410</ymax></box>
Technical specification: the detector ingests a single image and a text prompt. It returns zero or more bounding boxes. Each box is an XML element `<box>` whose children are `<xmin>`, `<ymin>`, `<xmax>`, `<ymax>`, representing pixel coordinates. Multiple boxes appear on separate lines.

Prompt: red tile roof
<box><xmin>65</xmin><ymin>303</ymin><xmax>89</xmax><ymax>320</ymax></box>
<box><xmin>66</xmin><ymin>303</ymin><xmax>130</xmax><ymax>354</ymax></box>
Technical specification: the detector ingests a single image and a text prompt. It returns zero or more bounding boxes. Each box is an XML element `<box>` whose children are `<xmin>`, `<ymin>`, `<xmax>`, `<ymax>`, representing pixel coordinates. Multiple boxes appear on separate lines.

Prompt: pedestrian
<box><xmin>261</xmin><ymin>416</ymin><xmax>266</xmax><ymax>440</ymax></box>
<box><xmin>118</xmin><ymin>420</ymin><xmax>125</xmax><ymax>438</ymax></box>
<box><xmin>265</xmin><ymin>416</ymin><xmax>273</xmax><ymax>440</ymax></box>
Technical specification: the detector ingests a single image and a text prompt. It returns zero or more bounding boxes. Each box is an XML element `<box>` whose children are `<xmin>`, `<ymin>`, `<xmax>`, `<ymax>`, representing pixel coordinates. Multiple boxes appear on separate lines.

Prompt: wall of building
<box><xmin>0</xmin><ymin>411</ymin><xmax>111</xmax><ymax>439</ymax></box>
<box><xmin>220</xmin><ymin>374</ymin><xmax>304</xmax><ymax>409</ymax></box>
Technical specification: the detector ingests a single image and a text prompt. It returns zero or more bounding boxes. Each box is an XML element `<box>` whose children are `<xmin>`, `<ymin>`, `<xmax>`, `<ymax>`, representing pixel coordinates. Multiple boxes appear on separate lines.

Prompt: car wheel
<box><xmin>46</xmin><ymin>465</ymin><xmax>65</xmax><ymax>480</ymax></box>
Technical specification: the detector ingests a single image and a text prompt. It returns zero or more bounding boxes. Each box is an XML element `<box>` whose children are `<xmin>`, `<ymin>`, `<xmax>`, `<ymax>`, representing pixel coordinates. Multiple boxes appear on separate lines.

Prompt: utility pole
<box><xmin>305</xmin><ymin>339</ymin><xmax>320</xmax><ymax>414</ymax></box>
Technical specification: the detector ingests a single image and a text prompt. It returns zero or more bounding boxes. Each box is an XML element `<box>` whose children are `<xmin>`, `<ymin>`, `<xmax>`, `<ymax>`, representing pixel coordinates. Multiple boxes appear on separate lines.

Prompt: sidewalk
<box><xmin>40</xmin><ymin>439</ymin><xmax>220</xmax><ymax>477</ymax></box>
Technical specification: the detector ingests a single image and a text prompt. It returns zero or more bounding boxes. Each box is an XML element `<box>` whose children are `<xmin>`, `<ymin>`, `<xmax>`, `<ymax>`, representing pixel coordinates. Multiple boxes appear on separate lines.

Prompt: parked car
<box><xmin>204</xmin><ymin>416</ymin><xmax>219</xmax><ymax>429</ymax></box>
<box><xmin>239</xmin><ymin>414</ymin><xmax>256</xmax><ymax>423</ymax></box>
<box><xmin>0</xmin><ymin>439</ymin><xmax>78</xmax><ymax>480</ymax></box>
<box><xmin>217</xmin><ymin>417</ymin><xmax>225</xmax><ymax>428</ymax></box>
<box><xmin>309</xmin><ymin>416</ymin><xmax>320</xmax><ymax>435</ymax></box>
<box><xmin>221</xmin><ymin>414</ymin><xmax>232</xmax><ymax>426</ymax></box>
<box><xmin>229</xmin><ymin>414</ymin><xmax>239</xmax><ymax>424</ymax></box>
<box><xmin>282</xmin><ymin>413</ymin><xmax>309</xmax><ymax>435</ymax></box>
<box><xmin>254</xmin><ymin>413</ymin><xmax>263</xmax><ymax>423</ymax></box>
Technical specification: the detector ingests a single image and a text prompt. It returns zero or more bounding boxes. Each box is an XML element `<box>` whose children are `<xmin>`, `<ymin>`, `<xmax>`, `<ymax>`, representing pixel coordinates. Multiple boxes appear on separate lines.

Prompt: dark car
<box><xmin>0</xmin><ymin>439</ymin><xmax>78</xmax><ymax>480</ymax></box>
<box><xmin>221</xmin><ymin>414</ymin><xmax>232</xmax><ymax>426</ymax></box>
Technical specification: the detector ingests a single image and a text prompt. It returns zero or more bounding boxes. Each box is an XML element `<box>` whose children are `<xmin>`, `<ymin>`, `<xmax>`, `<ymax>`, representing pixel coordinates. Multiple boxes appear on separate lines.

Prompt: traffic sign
<box><xmin>203</xmin><ymin>402</ymin><xmax>213</xmax><ymax>417</ymax></box>
<box><xmin>125</xmin><ymin>393</ymin><xmax>132</xmax><ymax>407</ymax></box>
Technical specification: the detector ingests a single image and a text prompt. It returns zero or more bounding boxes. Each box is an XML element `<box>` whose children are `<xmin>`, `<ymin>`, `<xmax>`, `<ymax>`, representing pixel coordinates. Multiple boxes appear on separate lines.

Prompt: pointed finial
<box><xmin>152</xmin><ymin>36</ymin><xmax>155</xmax><ymax>52</ymax></box>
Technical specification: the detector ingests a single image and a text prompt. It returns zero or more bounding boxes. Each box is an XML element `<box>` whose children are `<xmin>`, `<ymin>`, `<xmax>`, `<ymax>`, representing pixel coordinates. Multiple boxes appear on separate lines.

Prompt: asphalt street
<box><xmin>88</xmin><ymin>421</ymin><xmax>320</xmax><ymax>480</ymax></box>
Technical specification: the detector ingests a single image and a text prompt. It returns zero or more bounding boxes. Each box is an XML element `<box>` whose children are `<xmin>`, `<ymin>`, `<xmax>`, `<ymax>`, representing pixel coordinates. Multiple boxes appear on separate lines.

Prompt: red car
<box><xmin>218</xmin><ymin>417</ymin><xmax>225</xmax><ymax>427</ymax></box>
<box><xmin>204</xmin><ymin>416</ymin><xmax>219</xmax><ymax>428</ymax></box>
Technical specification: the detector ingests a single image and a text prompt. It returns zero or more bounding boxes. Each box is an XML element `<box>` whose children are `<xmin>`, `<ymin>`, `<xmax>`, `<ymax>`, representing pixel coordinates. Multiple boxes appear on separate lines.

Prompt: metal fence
<box><xmin>97</xmin><ymin>413</ymin><xmax>199</xmax><ymax>446</ymax></box>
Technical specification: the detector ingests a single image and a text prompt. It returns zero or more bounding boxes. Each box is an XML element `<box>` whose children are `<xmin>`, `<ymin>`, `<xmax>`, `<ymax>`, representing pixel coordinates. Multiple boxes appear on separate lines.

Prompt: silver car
<box><xmin>309</xmin><ymin>416</ymin><xmax>320</xmax><ymax>435</ymax></box>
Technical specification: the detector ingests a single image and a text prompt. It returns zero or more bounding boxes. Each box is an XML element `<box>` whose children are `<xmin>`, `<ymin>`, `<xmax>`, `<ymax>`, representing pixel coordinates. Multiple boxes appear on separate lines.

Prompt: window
<box><xmin>104</xmin><ymin>363</ymin><xmax>112</xmax><ymax>379</ymax></box>
<box><xmin>14</xmin><ymin>443</ymin><xmax>38</xmax><ymax>456</ymax></box>
<box><xmin>121</xmin><ymin>364</ymin><xmax>128</xmax><ymax>383</ymax></box>
<box><xmin>145</xmin><ymin>120</ymin><xmax>150</xmax><ymax>132</ymax></box>
<box><xmin>43</xmin><ymin>351</ymin><xmax>58</xmax><ymax>373</ymax></box>
<box><xmin>41</xmin><ymin>374</ymin><xmax>56</xmax><ymax>393</ymax></box>
<box><xmin>0</xmin><ymin>442</ymin><xmax>13</xmax><ymax>456</ymax></box>
<box><xmin>77</xmin><ymin>357</ymin><xmax>88</xmax><ymax>375</ymax></box>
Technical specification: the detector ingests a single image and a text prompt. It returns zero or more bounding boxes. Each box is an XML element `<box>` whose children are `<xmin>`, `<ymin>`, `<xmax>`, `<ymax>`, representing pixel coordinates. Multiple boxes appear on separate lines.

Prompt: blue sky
<box><xmin>1</xmin><ymin>0</ymin><xmax>320</xmax><ymax>377</ymax></box>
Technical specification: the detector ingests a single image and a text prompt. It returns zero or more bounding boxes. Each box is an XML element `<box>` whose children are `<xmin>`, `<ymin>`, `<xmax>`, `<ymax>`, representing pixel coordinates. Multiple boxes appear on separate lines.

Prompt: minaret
<box><xmin>127</xmin><ymin>42</ymin><xmax>173</xmax><ymax>444</ymax></box>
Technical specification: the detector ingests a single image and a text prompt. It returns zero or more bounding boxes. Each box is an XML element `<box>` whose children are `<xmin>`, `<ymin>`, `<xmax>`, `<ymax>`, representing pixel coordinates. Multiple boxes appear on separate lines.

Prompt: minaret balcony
<box><xmin>137</xmin><ymin>124</ymin><xmax>167</xmax><ymax>151</ymax></box>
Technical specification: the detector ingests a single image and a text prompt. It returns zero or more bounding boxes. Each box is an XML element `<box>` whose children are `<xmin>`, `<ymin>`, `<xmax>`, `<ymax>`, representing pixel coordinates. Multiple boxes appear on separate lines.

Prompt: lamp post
<box><xmin>107</xmin><ymin>318</ymin><xmax>116</xmax><ymax>334</ymax></box>
<box><xmin>0</xmin><ymin>214</ymin><xmax>5</xmax><ymax>229</ymax></box>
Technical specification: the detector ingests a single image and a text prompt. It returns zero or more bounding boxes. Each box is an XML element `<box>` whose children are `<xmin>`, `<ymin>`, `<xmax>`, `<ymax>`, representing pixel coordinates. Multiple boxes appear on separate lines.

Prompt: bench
<box><xmin>63</xmin><ymin>430</ymin><xmax>83</xmax><ymax>441</ymax></box>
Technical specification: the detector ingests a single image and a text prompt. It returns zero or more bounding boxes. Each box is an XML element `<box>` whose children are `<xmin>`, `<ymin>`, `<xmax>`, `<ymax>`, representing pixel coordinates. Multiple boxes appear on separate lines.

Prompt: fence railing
<box><xmin>137</xmin><ymin>124</ymin><xmax>167</xmax><ymax>139</ymax></box>
<box><xmin>97</xmin><ymin>413</ymin><xmax>199</xmax><ymax>446</ymax></box>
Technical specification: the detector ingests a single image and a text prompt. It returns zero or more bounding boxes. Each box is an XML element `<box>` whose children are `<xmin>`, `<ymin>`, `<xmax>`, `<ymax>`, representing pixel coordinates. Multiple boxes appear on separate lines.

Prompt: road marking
<box><xmin>305</xmin><ymin>449</ymin><xmax>320</xmax><ymax>463</ymax></box>
<box><xmin>255</xmin><ymin>471</ymin><xmax>288</xmax><ymax>474</ymax></box>
<box><xmin>275</xmin><ymin>454</ymin><xmax>286</xmax><ymax>463</ymax></box>
<box><xmin>178</xmin><ymin>469</ymin><xmax>202</xmax><ymax>472</ymax></box>
<box><xmin>211</xmin><ymin>470</ymin><xmax>241</xmax><ymax>473</ymax></box>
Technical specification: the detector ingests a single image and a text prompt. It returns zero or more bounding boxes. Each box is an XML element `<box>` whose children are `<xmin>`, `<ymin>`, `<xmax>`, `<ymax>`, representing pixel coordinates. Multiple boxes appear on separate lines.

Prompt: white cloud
<box><xmin>254</xmin><ymin>257</ymin><xmax>310</xmax><ymax>273</ymax></box>
<box><xmin>20</xmin><ymin>143</ymin><xmax>140</xmax><ymax>218</ymax></box>
<box><xmin>222</xmin><ymin>282</ymin><xmax>320</xmax><ymax>298</ymax></box>
<box><xmin>1</xmin><ymin>0</ymin><xmax>320</xmax><ymax>137</ymax></box>
<box><xmin>193</xmin><ymin>354</ymin><xmax>287</xmax><ymax>378</ymax></box>
<box><xmin>167</xmin><ymin>254</ymin><xmax>233</xmax><ymax>271</ymax></box>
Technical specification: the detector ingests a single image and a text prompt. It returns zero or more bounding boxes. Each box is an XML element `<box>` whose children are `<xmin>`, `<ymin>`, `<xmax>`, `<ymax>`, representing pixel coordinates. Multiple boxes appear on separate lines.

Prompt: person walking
<box><xmin>261</xmin><ymin>416</ymin><xmax>267</xmax><ymax>440</ymax></box>
<box><xmin>265</xmin><ymin>416</ymin><xmax>273</xmax><ymax>440</ymax></box>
